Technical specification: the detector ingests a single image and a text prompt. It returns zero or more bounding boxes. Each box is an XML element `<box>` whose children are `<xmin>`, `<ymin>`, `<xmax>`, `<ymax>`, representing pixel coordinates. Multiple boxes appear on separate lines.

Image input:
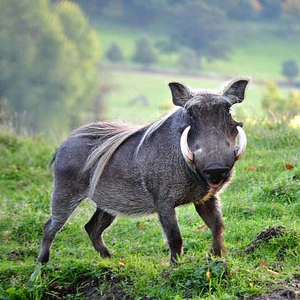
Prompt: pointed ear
<box><xmin>223</xmin><ymin>78</ymin><xmax>250</xmax><ymax>104</ymax></box>
<box><xmin>169</xmin><ymin>82</ymin><xmax>192</xmax><ymax>107</ymax></box>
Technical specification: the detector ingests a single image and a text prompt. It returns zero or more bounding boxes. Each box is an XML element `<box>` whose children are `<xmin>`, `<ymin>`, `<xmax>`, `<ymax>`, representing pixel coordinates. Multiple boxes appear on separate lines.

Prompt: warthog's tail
<box><xmin>48</xmin><ymin>152</ymin><xmax>57</xmax><ymax>170</ymax></box>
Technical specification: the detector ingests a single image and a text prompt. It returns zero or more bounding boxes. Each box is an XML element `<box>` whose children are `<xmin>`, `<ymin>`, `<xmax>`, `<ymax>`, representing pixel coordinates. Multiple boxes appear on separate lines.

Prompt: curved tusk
<box><xmin>236</xmin><ymin>126</ymin><xmax>247</xmax><ymax>160</ymax></box>
<box><xmin>180</xmin><ymin>126</ymin><xmax>194</xmax><ymax>164</ymax></box>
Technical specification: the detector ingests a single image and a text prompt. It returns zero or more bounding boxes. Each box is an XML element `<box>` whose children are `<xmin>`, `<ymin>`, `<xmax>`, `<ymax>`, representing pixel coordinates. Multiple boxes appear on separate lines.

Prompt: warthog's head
<box><xmin>169</xmin><ymin>78</ymin><xmax>249</xmax><ymax>189</ymax></box>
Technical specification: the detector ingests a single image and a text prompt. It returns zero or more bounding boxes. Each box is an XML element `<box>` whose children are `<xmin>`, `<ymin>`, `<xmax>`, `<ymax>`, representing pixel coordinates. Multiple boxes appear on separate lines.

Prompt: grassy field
<box><xmin>94</xmin><ymin>19</ymin><xmax>300</xmax><ymax>81</ymax></box>
<box><xmin>102</xmin><ymin>70</ymin><xmax>266</xmax><ymax>124</ymax></box>
<box><xmin>0</xmin><ymin>119</ymin><xmax>300</xmax><ymax>299</ymax></box>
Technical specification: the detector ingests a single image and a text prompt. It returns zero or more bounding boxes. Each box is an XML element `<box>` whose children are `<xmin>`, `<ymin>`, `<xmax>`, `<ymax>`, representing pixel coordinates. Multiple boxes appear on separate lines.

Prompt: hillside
<box><xmin>94</xmin><ymin>20</ymin><xmax>300</xmax><ymax>82</ymax></box>
<box><xmin>0</xmin><ymin>123</ymin><xmax>300</xmax><ymax>299</ymax></box>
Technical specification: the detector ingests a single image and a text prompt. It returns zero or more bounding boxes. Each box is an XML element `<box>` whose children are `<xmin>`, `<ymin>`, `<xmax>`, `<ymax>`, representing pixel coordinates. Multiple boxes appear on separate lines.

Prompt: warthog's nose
<box><xmin>201</xmin><ymin>165</ymin><xmax>230</xmax><ymax>186</ymax></box>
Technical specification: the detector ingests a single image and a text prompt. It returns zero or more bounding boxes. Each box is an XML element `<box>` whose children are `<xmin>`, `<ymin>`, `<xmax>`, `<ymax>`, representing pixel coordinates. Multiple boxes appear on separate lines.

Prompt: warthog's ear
<box><xmin>223</xmin><ymin>78</ymin><xmax>250</xmax><ymax>104</ymax></box>
<box><xmin>169</xmin><ymin>82</ymin><xmax>192</xmax><ymax>107</ymax></box>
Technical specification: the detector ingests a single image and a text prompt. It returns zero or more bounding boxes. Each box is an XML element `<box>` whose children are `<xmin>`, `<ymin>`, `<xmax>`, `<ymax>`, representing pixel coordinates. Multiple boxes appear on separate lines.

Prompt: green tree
<box><xmin>106</xmin><ymin>43</ymin><xmax>124</xmax><ymax>63</ymax></box>
<box><xmin>169</xmin><ymin>1</ymin><xmax>231</xmax><ymax>66</ymax></box>
<box><xmin>132</xmin><ymin>36</ymin><xmax>157</xmax><ymax>68</ymax></box>
<box><xmin>282</xmin><ymin>0</ymin><xmax>300</xmax><ymax>24</ymax></box>
<box><xmin>282</xmin><ymin>59</ymin><xmax>299</xmax><ymax>81</ymax></box>
<box><xmin>0</xmin><ymin>0</ymin><xmax>101</xmax><ymax>133</ymax></box>
<box><xmin>177</xmin><ymin>48</ymin><xmax>199</xmax><ymax>72</ymax></box>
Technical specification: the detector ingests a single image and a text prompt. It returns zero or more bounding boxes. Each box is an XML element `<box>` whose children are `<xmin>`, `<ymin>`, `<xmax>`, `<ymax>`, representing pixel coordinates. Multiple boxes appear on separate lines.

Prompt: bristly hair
<box><xmin>72</xmin><ymin>109</ymin><xmax>181</xmax><ymax>197</ymax></box>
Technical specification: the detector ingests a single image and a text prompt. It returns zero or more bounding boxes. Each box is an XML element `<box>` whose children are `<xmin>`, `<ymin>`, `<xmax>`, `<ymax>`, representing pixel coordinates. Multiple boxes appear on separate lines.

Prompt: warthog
<box><xmin>38</xmin><ymin>78</ymin><xmax>249</xmax><ymax>263</ymax></box>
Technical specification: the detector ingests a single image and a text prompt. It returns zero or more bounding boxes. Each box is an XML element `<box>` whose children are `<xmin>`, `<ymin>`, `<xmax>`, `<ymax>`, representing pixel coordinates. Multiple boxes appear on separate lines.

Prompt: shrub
<box><xmin>282</xmin><ymin>59</ymin><xmax>299</xmax><ymax>81</ymax></box>
<box><xmin>106</xmin><ymin>43</ymin><xmax>124</xmax><ymax>63</ymax></box>
<box><xmin>177</xmin><ymin>47</ymin><xmax>199</xmax><ymax>73</ymax></box>
<box><xmin>261</xmin><ymin>82</ymin><xmax>300</xmax><ymax>121</ymax></box>
<box><xmin>132</xmin><ymin>35</ymin><xmax>157</xmax><ymax>68</ymax></box>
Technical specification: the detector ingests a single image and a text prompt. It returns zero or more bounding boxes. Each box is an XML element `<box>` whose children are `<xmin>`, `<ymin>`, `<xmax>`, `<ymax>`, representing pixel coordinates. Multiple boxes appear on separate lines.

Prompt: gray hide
<box><xmin>38</xmin><ymin>78</ymin><xmax>250</xmax><ymax>263</ymax></box>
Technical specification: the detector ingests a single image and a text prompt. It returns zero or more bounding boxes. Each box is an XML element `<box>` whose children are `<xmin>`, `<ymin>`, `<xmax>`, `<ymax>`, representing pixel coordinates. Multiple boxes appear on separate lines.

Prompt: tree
<box><xmin>259</xmin><ymin>0</ymin><xmax>282</xmax><ymax>20</ymax></box>
<box><xmin>282</xmin><ymin>59</ymin><xmax>299</xmax><ymax>81</ymax></box>
<box><xmin>121</xmin><ymin>0</ymin><xmax>165</xmax><ymax>27</ymax></box>
<box><xmin>177</xmin><ymin>48</ymin><xmax>199</xmax><ymax>72</ymax></box>
<box><xmin>282</xmin><ymin>0</ymin><xmax>300</xmax><ymax>26</ymax></box>
<box><xmin>106</xmin><ymin>43</ymin><xmax>124</xmax><ymax>63</ymax></box>
<box><xmin>0</xmin><ymin>0</ymin><xmax>101</xmax><ymax>133</ymax></box>
<box><xmin>169</xmin><ymin>1</ymin><xmax>232</xmax><ymax>66</ymax></box>
<box><xmin>132</xmin><ymin>36</ymin><xmax>157</xmax><ymax>67</ymax></box>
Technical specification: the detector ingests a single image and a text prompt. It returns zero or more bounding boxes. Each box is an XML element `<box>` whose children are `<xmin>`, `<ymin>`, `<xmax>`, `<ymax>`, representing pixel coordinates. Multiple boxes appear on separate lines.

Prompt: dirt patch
<box><xmin>80</xmin><ymin>277</ymin><xmax>133</xmax><ymax>300</ymax></box>
<box><xmin>245</xmin><ymin>226</ymin><xmax>286</xmax><ymax>254</ymax></box>
<box><xmin>249</xmin><ymin>275</ymin><xmax>300</xmax><ymax>300</ymax></box>
<box><xmin>44</xmin><ymin>271</ymin><xmax>133</xmax><ymax>300</ymax></box>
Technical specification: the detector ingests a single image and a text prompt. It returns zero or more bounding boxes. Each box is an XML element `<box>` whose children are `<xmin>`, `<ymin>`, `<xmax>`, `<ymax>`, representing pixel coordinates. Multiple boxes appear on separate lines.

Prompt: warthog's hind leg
<box><xmin>85</xmin><ymin>208</ymin><xmax>115</xmax><ymax>258</ymax></box>
<box><xmin>194</xmin><ymin>196</ymin><xmax>225</xmax><ymax>257</ymax></box>
<box><xmin>38</xmin><ymin>194</ymin><xmax>84</xmax><ymax>263</ymax></box>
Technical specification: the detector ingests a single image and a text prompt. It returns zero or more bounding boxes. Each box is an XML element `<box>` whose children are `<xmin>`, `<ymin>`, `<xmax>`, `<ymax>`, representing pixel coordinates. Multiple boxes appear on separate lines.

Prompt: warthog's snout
<box><xmin>201</xmin><ymin>164</ymin><xmax>230</xmax><ymax>189</ymax></box>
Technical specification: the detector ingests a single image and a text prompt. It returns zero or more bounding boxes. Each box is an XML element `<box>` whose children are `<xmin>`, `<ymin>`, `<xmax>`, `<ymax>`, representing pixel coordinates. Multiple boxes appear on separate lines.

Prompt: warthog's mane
<box><xmin>71</xmin><ymin>80</ymin><xmax>235</xmax><ymax>197</ymax></box>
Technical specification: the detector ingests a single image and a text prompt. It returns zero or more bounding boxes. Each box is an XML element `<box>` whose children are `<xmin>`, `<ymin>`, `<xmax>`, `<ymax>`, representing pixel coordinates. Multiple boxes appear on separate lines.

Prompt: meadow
<box><xmin>95</xmin><ymin>20</ymin><xmax>300</xmax><ymax>81</ymax></box>
<box><xmin>1</xmin><ymin>18</ymin><xmax>300</xmax><ymax>300</ymax></box>
<box><xmin>1</xmin><ymin>88</ymin><xmax>300</xmax><ymax>299</ymax></box>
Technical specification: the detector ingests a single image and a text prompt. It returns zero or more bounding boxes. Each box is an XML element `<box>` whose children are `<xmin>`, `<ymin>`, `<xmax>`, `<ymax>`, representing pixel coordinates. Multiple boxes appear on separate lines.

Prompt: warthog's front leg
<box><xmin>194</xmin><ymin>196</ymin><xmax>225</xmax><ymax>257</ymax></box>
<box><xmin>158</xmin><ymin>210</ymin><xmax>183</xmax><ymax>263</ymax></box>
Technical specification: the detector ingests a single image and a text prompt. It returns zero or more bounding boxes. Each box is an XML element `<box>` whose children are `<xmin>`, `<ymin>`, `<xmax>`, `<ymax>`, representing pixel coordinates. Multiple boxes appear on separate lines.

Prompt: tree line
<box><xmin>0</xmin><ymin>0</ymin><xmax>101</xmax><ymax>134</ymax></box>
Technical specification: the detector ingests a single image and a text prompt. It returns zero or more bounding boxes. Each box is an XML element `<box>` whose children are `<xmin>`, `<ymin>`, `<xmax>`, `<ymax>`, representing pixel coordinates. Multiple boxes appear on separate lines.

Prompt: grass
<box><xmin>0</xmin><ymin>120</ymin><xmax>300</xmax><ymax>299</ymax></box>
<box><xmin>102</xmin><ymin>70</ymin><xmax>266</xmax><ymax>124</ymax></box>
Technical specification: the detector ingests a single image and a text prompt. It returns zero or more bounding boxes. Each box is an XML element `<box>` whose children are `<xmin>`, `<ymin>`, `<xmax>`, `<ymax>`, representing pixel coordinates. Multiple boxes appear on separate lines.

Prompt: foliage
<box><xmin>282</xmin><ymin>59</ymin><xmax>299</xmax><ymax>81</ymax></box>
<box><xmin>177</xmin><ymin>47</ymin><xmax>199</xmax><ymax>72</ymax></box>
<box><xmin>282</xmin><ymin>0</ymin><xmax>300</xmax><ymax>24</ymax></box>
<box><xmin>261</xmin><ymin>82</ymin><xmax>300</xmax><ymax>121</ymax></box>
<box><xmin>120</xmin><ymin>0</ymin><xmax>165</xmax><ymax>27</ymax></box>
<box><xmin>106</xmin><ymin>42</ymin><xmax>124</xmax><ymax>63</ymax></box>
<box><xmin>227</xmin><ymin>0</ymin><xmax>261</xmax><ymax>20</ymax></box>
<box><xmin>132</xmin><ymin>35</ymin><xmax>157</xmax><ymax>67</ymax></box>
<box><xmin>169</xmin><ymin>1</ymin><xmax>231</xmax><ymax>65</ymax></box>
<box><xmin>169</xmin><ymin>260</ymin><xmax>228</xmax><ymax>297</ymax></box>
<box><xmin>259</xmin><ymin>0</ymin><xmax>282</xmax><ymax>19</ymax></box>
<box><xmin>0</xmin><ymin>0</ymin><xmax>101</xmax><ymax>134</ymax></box>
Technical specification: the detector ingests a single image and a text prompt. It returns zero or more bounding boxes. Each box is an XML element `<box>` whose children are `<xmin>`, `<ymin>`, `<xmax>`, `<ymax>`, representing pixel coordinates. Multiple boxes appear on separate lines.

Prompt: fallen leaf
<box><xmin>118</xmin><ymin>260</ymin><xmax>125</xmax><ymax>266</ymax></box>
<box><xmin>285</xmin><ymin>164</ymin><xmax>295</xmax><ymax>169</ymax></box>
<box><xmin>197</xmin><ymin>225</ymin><xmax>208</xmax><ymax>231</ymax></box>
<box><xmin>260</xmin><ymin>261</ymin><xmax>267</xmax><ymax>268</ymax></box>
<box><xmin>249</xmin><ymin>281</ymin><xmax>254</xmax><ymax>288</ymax></box>
<box><xmin>205</xmin><ymin>269</ymin><xmax>211</xmax><ymax>281</ymax></box>
<box><xmin>136</xmin><ymin>221</ymin><xmax>145</xmax><ymax>228</ymax></box>
<box><xmin>248</xmin><ymin>165</ymin><xmax>257</xmax><ymax>171</ymax></box>
<box><xmin>261</xmin><ymin>164</ymin><xmax>267</xmax><ymax>168</ymax></box>
<box><xmin>267</xmin><ymin>269</ymin><xmax>279</xmax><ymax>276</ymax></box>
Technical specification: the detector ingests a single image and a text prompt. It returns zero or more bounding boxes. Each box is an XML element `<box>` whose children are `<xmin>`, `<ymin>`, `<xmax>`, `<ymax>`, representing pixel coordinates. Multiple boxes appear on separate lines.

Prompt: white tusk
<box><xmin>236</xmin><ymin>126</ymin><xmax>247</xmax><ymax>160</ymax></box>
<box><xmin>180</xmin><ymin>126</ymin><xmax>194</xmax><ymax>164</ymax></box>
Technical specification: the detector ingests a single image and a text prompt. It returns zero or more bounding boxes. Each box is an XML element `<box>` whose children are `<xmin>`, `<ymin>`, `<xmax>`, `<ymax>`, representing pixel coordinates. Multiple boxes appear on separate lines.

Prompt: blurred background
<box><xmin>1</xmin><ymin>0</ymin><xmax>300</xmax><ymax>140</ymax></box>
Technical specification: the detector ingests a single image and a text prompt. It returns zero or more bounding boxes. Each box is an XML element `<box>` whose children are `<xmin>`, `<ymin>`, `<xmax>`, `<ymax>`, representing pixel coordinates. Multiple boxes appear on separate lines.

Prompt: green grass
<box><xmin>102</xmin><ymin>70</ymin><xmax>266</xmax><ymax>124</ymax></box>
<box><xmin>94</xmin><ymin>19</ymin><xmax>300</xmax><ymax>81</ymax></box>
<box><xmin>0</xmin><ymin>121</ymin><xmax>300</xmax><ymax>299</ymax></box>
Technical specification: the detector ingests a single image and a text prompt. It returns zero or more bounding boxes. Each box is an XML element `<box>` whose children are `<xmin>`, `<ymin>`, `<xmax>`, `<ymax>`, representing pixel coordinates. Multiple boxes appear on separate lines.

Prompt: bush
<box><xmin>261</xmin><ymin>82</ymin><xmax>300</xmax><ymax>121</ymax></box>
<box><xmin>0</xmin><ymin>0</ymin><xmax>101</xmax><ymax>134</ymax></box>
<box><xmin>132</xmin><ymin>35</ymin><xmax>157</xmax><ymax>67</ymax></box>
<box><xmin>177</xmin><ymin>47</ymin><xmax>199</xmax><ymax>73</ymax></box>
<box><xmin>282</xmin><ymin>59</ymin><xmax>299</xmax><ymax>81</ymax></box>
<box><xmin>106</xmin><ymin>43</ymin><xmax>124</xmax><ymax>63</ymax></box>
